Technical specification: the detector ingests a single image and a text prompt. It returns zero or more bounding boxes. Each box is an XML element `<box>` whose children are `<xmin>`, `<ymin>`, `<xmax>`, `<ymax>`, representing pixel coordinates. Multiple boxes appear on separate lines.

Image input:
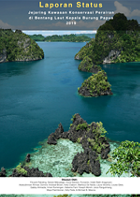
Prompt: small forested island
<box><xmin>47</xmin><ymin>113</ymin><xmax>110</xmax><ymax>176</ymax></box>
<box><xmin>29</xmin><ymin>34</ymin><xmax>91</xmax><ymax>42</ymax></box>
<box><xmin>78</xmin><ymin>70</ymin><xmax>113</xmax><ymax>97</ymax></box>
<box><xmin>75</xmin><ymin>13</ymin><xmax>140</xmax><ymax>68</ymax></box>
<box><xmin>0</xmin><ymin>29</ymin><xmax>44</xmax><ymax>63</ymax></box>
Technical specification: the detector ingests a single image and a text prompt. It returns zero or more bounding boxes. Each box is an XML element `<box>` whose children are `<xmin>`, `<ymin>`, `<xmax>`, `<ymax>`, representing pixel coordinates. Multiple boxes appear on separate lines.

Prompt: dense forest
<box><xmin>0</xmin><ymin>29</ymin><xmax>44</xmax><ymax>63</ymax></box>
<box><xmin>29</xmin><ymin>34</ymin><xmax>91</xmax><ymax>42</ymax></box>
<box><xmin>75</xmin><ymin>13</ymin><xmax>140</xmax><ymax>67</ymax></box>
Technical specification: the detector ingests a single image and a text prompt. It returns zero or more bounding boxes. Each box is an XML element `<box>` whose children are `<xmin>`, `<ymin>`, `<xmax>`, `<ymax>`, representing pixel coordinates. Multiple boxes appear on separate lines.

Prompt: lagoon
<box><xmin>0</xmin><ymin>42</ymin><xmax>140</xmax><ymax>169</ymax></box>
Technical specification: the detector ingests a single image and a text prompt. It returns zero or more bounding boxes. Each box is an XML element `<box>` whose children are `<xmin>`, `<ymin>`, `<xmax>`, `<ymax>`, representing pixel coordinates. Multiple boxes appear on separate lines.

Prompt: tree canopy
<box><xmin>29</xmin><ymin>34</ymin><xmax>91</xmax><ymax>42</ymax></box>
<box><xmin>107</xmin><ymin>140</ymin><xmax>140</xmax><ymax>177</ymax></box>
<box><xmin>98</xmin><ymin>13</ymin><xmax>140</xmax><ymax>31</ymax></box>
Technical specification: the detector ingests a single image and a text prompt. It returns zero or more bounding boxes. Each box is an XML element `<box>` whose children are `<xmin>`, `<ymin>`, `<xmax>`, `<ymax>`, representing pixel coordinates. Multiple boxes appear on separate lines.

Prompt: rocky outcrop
<box><xmin>17</xmin><ymin>38</ymin><xmax>31</xmax><ymax>49</ymax></box>
<box><xmin>72</xmin><ymin>148</ymin><xmax>101</xmax><ymax>176</ymax></box>
<box><xmin>26</xmin><ymin>154</ymin><xmax>31</xmax><ymax>162</ymax></box>
<box><xmin>10</xmin><ymin>165</ymin><xmax>53</xmax><ymax>177</ymax></box>
<box><xmin>47</xmin><ymin>113</ymin><xmax>110</xmax><ymax>176</ymax></box>
<box><xmin>78</xmin><ymin>70</ymin><xmax>113</xmax><ymax>97</ymax></box>
<box><xmin>101</xmin><ymin>147</ymin><xmax>110</xmax><ymax>159</ymax></box>
<box><xmin>0</xmin><ymin>167</ymin><xmax>6</xmax><ymax>177</ymax></box>
<box><xmin>47</xmin><ymin>123</ymin><xmax>64</xmax><ymax>145</ymax></box>
<box><xmin>103</xmin><ymin>50</ymin><xmax>121</xmax><ymax>64</ymax></box>
<box><xmin>1</xmin><ymin>154</ymin><xmax>53</xmax><ymax>177</ymax></box>
<box><xmin>0</xmin><ymin>49</ymin><xmax>6</xmax><ymax>63</ymax></box>
<box><xmin>15</xmin><ymin>57</ymin><xmax>42</xmax><ymax>62</ymax></box>
<box><xmin>66</xmin><ymin>114</ymin><xmax>87</xmax><ymax>143</ymax></box>
<box><xmin>75</xmin><ymin>54</ymin><xmax>81</xmax><ymax>60</ymax></box>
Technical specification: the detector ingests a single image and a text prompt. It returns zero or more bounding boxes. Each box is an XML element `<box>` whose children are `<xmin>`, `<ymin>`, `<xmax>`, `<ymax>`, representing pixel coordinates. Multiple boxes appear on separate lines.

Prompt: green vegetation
<box><xmin>29</xmin><ymin>34</ymin><xmax>91</xmax><ymax>42</ymax></box>
<box><xmin>28</xmin><ymin>34</ymin><xmax>45</xmax><ymax>41</ymax></box>
<box><xmin>107</xmin><ymin>140</ymin><xmax>140</xmax><ymax>177</ymax></box>
<box><xmin>87</xmin><ymin>160</ymin><xmax>90</xmax><ymax>165</ymax></box>
<box><xmin>77</xmin><ymin>137</ymin><xmax>81</xmax><ymax>143</ymax></box>
<box><xmin>78</xmin><ymin>56</ymin><xmax>101</xmax><ymax>73</ymax></box>
<box><xmin>75</xmin><ymin>13</ymin><xmax>140</xmax><ymax>66</ymax></box>
<box><xmin>70</xmin><ymin>113</ymin><xmax>109</xmax><ymax>155</ymax></box>
<box><xmin>78</xmin><ymin>70</ymin><xmax>112</xmax><ymax>97</ymax></box>
<box><xmin>16</xmin><ymin>163</ymin><xmax>27</xmax><ymax>176</ymax></box>
<box><xmin>71</xmin><ymin>114</ymin><xmax>76</xmax><ymax>122</ymax></box>
<box><xmin>76</xmin><ymin>123</ymin><xmax>88</xmax><ymax>130</ymax></box>
<box><xmin>87</xmin><ymin>122</ymin><xmax>108</xmax><ymax>154</ymax></box>
<box><xmin>75</xmin><ymin>38</ymin><xmax>95</xmax><ymax>60</ymax></box>
<box><xmin>0</xmin><ymin>29</ymin><xmax>44</xmax><ymax>62</ymax></box>
<box><xmin>96</xmin><ymin>122</ymin><xmax>108</xmax><ymax>137</ymax></box>
<box><xmin>79</xmin><ymin>56</ymin><xmax>93</xmax><ymax>70</ymax></box>
<box><xmin>98</xmin><ymin>13</ymin><xmax>140</xmax><ymax>31</ymax></box>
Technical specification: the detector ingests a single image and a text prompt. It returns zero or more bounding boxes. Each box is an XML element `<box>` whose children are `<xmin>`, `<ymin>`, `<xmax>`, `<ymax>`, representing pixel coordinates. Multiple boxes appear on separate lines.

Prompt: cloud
<box><xmin>0</xmin><ymin>20</ymin><xmax>14</xmax><ymax>29</ymax></box>
<box><xmin>114</xmin><ymin>1</ymin><xmax>140</xmax><ymax>17</ymax></box>
<box><xmin>130</xmin><ymin>9</ymin><xmax>140</xmax><ymax>17</ymax></box>
<box><xmin>114</xmin><ymin>1</ymin><xmax>131</xmax><ymax>17</ymax></box>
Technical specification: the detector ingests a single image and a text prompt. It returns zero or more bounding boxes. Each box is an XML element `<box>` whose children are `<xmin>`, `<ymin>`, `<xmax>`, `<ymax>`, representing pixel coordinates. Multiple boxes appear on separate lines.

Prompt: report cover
<box><xmin>0</xmin><ymin>0</ymin><xmax>140</xmax><ymax>196</ymax></box>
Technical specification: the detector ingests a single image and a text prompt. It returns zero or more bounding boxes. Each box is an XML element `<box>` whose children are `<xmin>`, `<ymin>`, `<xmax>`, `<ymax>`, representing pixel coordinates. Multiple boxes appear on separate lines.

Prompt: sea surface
<box><xmin>0</xmin><ymin>42</ymin><xmax>140</xmax><ymax>169</ymax></box>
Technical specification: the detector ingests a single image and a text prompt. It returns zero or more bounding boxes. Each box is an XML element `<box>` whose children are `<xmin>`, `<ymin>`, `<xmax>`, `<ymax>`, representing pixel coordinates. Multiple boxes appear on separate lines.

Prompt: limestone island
<box><xmin>0</xmin><ymin>114</ymin><xmax>111</xmax><ymax>177</ymax></box>
<box><xmin>75</xmin><ymin>13</ymin><xmax>140</xmax><ymax>68</ymax></box>
<box><xmin>47</xmin><ymin>113</ymin><xmax>110</xmax><ymax>176</ymax></box>
<box><xmin>78</xmin><ymin>70</ymin><xmax>113</xmax><ymax>97</ymax></box>
<box><xmin>0</xmin><ymin>29</ymin><xmax>44</xmax><ymax>63</ymax></box>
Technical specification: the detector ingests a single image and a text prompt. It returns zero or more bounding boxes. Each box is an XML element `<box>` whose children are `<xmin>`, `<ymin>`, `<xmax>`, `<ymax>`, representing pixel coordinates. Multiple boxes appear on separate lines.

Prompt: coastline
<box><xmin>6</xmin><ymin>133</ymin><xmax>133</xmax><ymax>178</ymax></box>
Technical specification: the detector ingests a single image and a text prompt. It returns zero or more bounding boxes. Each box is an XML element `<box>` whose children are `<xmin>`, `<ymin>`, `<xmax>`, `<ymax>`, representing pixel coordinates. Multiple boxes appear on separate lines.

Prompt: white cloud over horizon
<box><xmin>114</xmin><ymin>1</ymin><xmax>140</xmax><ymax>17</ymax></box>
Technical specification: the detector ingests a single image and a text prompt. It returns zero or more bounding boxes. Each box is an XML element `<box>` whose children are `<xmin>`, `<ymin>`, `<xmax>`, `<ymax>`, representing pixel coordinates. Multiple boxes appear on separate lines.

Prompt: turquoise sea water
<box><xmin>0</xmin><ymin>42</ymin><xmax>140</xmax><ymax>169</ymax></box>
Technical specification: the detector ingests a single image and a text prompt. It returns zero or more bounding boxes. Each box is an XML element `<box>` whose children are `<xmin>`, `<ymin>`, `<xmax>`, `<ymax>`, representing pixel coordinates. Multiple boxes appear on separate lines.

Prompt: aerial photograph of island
<box><xmin>0</xmin><ymin>10</ymin><xmax>140</xmax><ymax>197</ymax></box>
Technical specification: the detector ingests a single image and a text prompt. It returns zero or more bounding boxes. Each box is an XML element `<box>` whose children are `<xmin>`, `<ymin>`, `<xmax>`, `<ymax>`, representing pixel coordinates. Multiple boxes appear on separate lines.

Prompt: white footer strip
<box><xmin>0</xmin><ymin>177</ymin><xmax>140</xmax><ymax>194</ymax></box>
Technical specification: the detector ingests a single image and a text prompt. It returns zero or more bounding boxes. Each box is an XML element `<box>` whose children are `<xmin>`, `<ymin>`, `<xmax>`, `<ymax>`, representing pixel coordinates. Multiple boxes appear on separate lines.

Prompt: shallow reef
<box><xmin>1</xmin><ymin>114</ymin><xmax>133</xmax><ymax>178</ymax></box>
